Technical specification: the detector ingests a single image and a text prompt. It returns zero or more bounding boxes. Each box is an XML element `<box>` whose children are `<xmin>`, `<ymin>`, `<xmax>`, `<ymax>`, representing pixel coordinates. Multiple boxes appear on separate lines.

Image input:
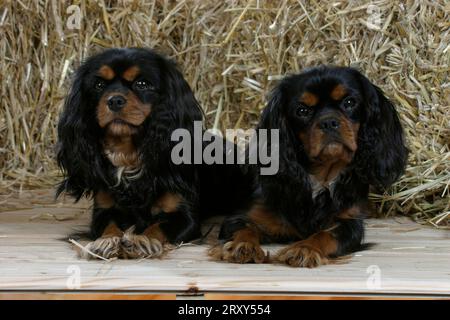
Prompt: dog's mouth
<box><xmin>106</xmin><ymin>119</ymin><xmax>139</xmax><ymax>136</ymax></box>
<box><xmin>110</xmin><ymin>118</ymin><xmax>132</xmax><ymax>125</ymax></box>
<box><xmin>324</xmin><ymin>135</ymin><xmax>356</xmax><ymax>153</ymax></box>
<box><xmin>320</xmin><ymin>141</ymin><xmax>345</xmax><ymax>157</ymax></box>
<box><xmin>309</xmin><ymin>138</ymin><xmax>356</xmax><ymax>170</ymax></box>
<box><xmin>308</xmin><ymin>138</ymin><xmax>356</xmax><ymax>185</ymax></box>
<box><xmin>312</xmin><ymin>137</ymin><xmax>356</xmax><ymax>164</ymax></box>
<box><xmin>96</xmin><ymin>91</ymin><xmax>151</xmax><ymax>132</ymax></box>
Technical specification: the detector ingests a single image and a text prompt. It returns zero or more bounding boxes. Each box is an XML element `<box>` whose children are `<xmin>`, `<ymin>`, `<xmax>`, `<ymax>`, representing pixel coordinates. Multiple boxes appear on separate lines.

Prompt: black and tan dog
<box><xmin>211</xmin><ymin>66</ymin><xmax>408</xmax><ymax>267</ymax></box>
<box><xmin>57</xmin><ymin>48</ymin><xmax>251</xmax><ymax>259</ymax></box>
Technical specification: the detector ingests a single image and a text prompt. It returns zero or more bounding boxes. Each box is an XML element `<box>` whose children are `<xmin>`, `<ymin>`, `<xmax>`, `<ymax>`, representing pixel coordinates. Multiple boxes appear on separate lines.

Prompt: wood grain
<box><xmin>0</xmin><ymin>190</ymin><xmax>449</xmax><ymax>297</ymax></box>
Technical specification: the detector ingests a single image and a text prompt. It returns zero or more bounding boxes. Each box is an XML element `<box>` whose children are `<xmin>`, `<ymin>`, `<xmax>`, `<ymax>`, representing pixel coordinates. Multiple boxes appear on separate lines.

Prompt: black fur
<box><xmin>57</xmin><ymin>48</ymin><xmax>251</xmax><ymax>245</ymax></box>
<box><xmin>219</xmin><ymin>66</ymin><xmax>408</xmax><ymax>259</ymax></box>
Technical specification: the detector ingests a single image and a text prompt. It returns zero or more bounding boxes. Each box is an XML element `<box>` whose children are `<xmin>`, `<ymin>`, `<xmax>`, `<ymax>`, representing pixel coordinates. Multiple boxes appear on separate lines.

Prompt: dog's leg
<box><xmin>120</xmin><ymin>224</ymin><xmax>166</xmax><ymax>259</ymax></box>
<box><xmin>79</xmin><ymin>192</ymin><xmax>124</xmax><ymax>260</ymax></box>
<box><xmin>276</xmin><ymin>230</ymin><xmax>336</xmax><ymax>268</ymax></box>
<box><xmin>121</xmin><ymin>193</ymin><xmax>200</xmax><ymax>259</ymax></box>
<box><xmin>81</xmin><ymin>221</ymin><xmax>123</xmax><ymax>260</ymax></box>
<box><xmin>209</xmin><ymin>227</ymin><xmax>266</xmax><ymax>263</ymax></box>
<box><xmin>277</xmin><ymin>206</ymin><xmax>365</xmax><ymax>268</ymax></box>
<box><xmin>210</xmin><ymin>204</ymin><xmax>297</xmax><ymax>263</ymax></box>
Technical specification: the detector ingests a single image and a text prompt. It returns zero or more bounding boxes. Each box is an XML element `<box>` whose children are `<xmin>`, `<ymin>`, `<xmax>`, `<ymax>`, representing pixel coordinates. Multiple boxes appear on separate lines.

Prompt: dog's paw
<box><xmin>276</xmin><ymin>244</ymin><xmax>328</xmax><ymax>268</ymax></box>
<box><xmin>120</xmin><ymin>227</ymin><xmax>164</xmax><ymax>259</ymax></box>
<box><xmin>80</xmin><ymin>236</ymin><xmax>121</xmax><ymax>260</ymax></box>
<box><xmin>209</xmin><ymin>241</ymin><xmax>267</xmax><ymax>264</ymax></box>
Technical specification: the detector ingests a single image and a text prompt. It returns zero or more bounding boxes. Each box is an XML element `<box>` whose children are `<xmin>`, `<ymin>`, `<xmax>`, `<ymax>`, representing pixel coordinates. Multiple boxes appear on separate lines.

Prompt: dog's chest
<box><xmin>103</xmin><ymin>135</ymin><xmax>143</xmax><ymax>186</ymax></box>
<box><xmin>103</xmin><ymin>136</ymin><xmax>139</xmax><ymax>168</ymax></box>
<box><xmin>309</xmin><ymin>174</ymin><xmax>339</xmax><ymax>200</ymax></box>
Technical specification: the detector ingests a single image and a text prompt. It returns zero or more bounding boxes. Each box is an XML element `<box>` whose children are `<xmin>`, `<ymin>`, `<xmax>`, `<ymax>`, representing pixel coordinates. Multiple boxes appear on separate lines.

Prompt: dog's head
<box><xmin>57</xmin><ymin>48</ymin><xmax>202</xmax><ymax>199</ymax></box>
<box><xmin>91</xmin><ymin>54</ymin><xmax>156</xmax><ymax>136</ymax></box>
<box><xmin>259</xmin><ymin>66</ymin><xmax>408</xmax><ymax>187</ymax></box>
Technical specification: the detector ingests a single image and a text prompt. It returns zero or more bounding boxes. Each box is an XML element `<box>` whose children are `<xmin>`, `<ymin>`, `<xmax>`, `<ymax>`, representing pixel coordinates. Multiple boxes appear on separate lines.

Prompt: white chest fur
<box><xmin>309</xmin><ymin>174</ymin><xmax>339</xmax><ymax>199</ymax></box>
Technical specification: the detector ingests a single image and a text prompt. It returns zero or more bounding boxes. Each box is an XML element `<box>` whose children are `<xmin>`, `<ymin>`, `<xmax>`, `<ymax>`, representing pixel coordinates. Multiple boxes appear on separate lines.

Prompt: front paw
<box><xmin>120</xmin><ymin>227</ymin><xmax>164</xmax><ymax>259</ymax></box>
<box><xmin>276</xmin><ymin>244</ymin><xmax>328</xmax><ymax>268</ymax></box>
<box><xmin>80</xmin><ymin>236</ymin><xmax>121</xmax><ymax>260</ymax></box>
<box><xmin>209</xmin><ymin>241</ymin><xmax>267</xmax><ymax>264</ymax></box>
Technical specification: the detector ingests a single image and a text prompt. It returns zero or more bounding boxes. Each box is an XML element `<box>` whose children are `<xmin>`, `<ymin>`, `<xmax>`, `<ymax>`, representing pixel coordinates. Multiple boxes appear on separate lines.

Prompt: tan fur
<box><xmin>79</xmin><ymin>222</ymin><xmax>123</xmax><ymax>260</ymax></box>
<box><xmin>94</xmin><ymin>191</ymin><xmax>115</xmax><ymax>209</ymax></box>
<box><xmin>97</xmin><ymin>65</ymin><xmax>115</xmax><ymax>80</ymax></box>
<box><xmin>277</xmin><ymin>245</ymin><xmax>326</xmax><ymax>268</ymax></box>
<box><xmin>300</xmin><ymin>91</ymin><xmax>319</xmax><ymax>107</ymax></box>
<box><xmin>309</xmin><ymin>158</ymin><xmax>350</xmax><ymax>186</ymax></box>
<box><xmin>247</xmin><ymin>204</ymin><xmax>298</xmax><ymax>238</ymax></box>
<box><xmin>81</xmin><ymin>237</ymin><xmax>121</xmax><ymax>260</ymax></box>
<box><xmin>338</xmin><ymin>206</ymin><xmax>362</xmax><ymax>219</ymax></box>
<box><xmin>142</xmin><ymin>223</ymin><xmax>167</xmax><ymax>243</ymax></box>
<box><xmin>277</xmin><ymin>231</ymin><xmax>338</xmax><ymax>268</ymax></box>
<box><xmin>103</xmin><ymin>135</ymin><xmax>139</xmax><ymax>168</ymax></box>
<box><xmin>151</xmin><ymin>193</ymin><xmax>182</xmax><ymax>214</ymax></box>
<box><xmin>340</xmin><ymin>119</ymin><xmax>360</xmax><ymax>152</ymax></box>
<box><xmin>122</xmin><ymin>65</ymin><xmax>140</xmax><ymax>82</ymax></box>
<box><xmin>97</xmin><ymin>91</ymin><xmax>151</xmax><ymax>130</ymax></box>
<box><xmin>330</xmin><ymin>84</ymin><xmax>347</xmax><ymax>100</ymax></box>
<box><xmin>96</xmin><ymin>81</ymin><xmax>151</xmax><ymax>177</ymax></box>
<box><xmin>120</xmin><ymin>226</ymin><xmax>164</xmax><ymax>259</ymax></box>
<box><xmin>102</xmin><ymin>222</ymin><xmax>124</xmax><ymax>237</ymax></box>
<box><xmin>300</xmin><ymin>115</ymin><xmax>358</xmax><ymax>159</ymax></box>
<box><xmin>299</xmin><ymin>114</ymin><xmax>360</xmax><ymax>185</ymax></box>
<box><xmin>209</xmin><ymin>203</ymin><xmax>297</xmax><ymax>264</ymax></box>
<box><xmin>209</xmin><ymin>228</ymin><xmax>267</xmax><ymax>264</ymax></box>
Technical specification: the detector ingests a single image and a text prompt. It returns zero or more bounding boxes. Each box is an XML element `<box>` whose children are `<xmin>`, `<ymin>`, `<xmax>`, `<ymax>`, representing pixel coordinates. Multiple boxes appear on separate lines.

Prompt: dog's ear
<box><xmin>56</xmin><ymin>69</ymin><xmax>107</xmax><ymax>200</ymax></box>
<box><xmin>258</xmin><ymin>85</ymin><xmax>300</xmax><ymax>171</ymax></box>
<box><xmin>142</xmin><ymin>57</ymin><xmax>202</xmax><ymax>152</ymax></box>
<box><xmin>256</xmin><ymin>84</ymin><xmax>312</xmax><ymax>217</ymax></box>
<box><xmin>354</xmin><ymin>71</ymin><xmax>408</xmax><ymax>188</ymax></box>
<box><xmin>161</xmin><ymin>58</ymin><xmax>203</xmax><ymax>132</ymax></box>
<box><xmin>139</xmin><ymin>55</ymin><xmax>203</xmax><ymax>192</ymax></box>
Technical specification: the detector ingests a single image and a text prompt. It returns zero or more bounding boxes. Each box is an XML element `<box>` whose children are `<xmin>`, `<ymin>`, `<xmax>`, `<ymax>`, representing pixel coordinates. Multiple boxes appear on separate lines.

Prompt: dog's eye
<box><xmin>134</xmin><ymin>80</ymin><xmax>152</xmax><ymax>91</ymax></box>
<box><xmin>95</xmin><ymin>80</ymin><xmax>106</xmax><ymax>92</ymax></box>
<box><xmin>342</xmin><ymin>97</ymin><xmax>357</xmax><ymax>111</ymax></box>
<box><xmin>296</xmin><ymin>105</ymin><xmax>311</xmax><ymax>117</ymax></box>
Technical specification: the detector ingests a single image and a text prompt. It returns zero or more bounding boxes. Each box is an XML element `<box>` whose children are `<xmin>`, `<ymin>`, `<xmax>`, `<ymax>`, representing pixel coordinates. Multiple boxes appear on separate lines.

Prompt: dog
<box><xmin>57</xmin><ymin>48</ymin><xmax>251</xmax><ymax>259</ymax></box>
<box><xmin>211</xmin><ymin>66</ymin><xmax>408</xmax><ymax>267</ymax></box>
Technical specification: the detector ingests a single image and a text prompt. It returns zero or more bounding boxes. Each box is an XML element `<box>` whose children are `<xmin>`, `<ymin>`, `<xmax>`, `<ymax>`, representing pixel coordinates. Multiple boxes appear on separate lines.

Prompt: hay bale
<box><xmin>0</xmin><ymin>0</ymin><xmax>448</xmax><ymax>226</ymax></box>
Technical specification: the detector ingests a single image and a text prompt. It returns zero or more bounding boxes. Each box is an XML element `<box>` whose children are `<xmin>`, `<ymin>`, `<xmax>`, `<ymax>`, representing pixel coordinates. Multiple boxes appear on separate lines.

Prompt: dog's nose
<box><xmin>107</xmin><ymin>95</ymin><xmax>126</xmax><ymax>112</ymax></box>
<box><xmin>319</xmin><ymin>118</ymin><xmax>340</xmax><ymax>131</ymax></box>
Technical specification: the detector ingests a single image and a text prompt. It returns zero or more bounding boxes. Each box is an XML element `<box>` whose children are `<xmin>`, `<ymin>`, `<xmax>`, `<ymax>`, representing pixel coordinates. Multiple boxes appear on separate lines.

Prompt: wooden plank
<box><xmin>0</xmin><ymin>190</ymin><xmax>449</xmax><ymax>296</ymax></box>
<box><xmin>0</xmin><ymin>293</ymin><xmax>176</xmax><ymax>300</ymax></box>
<box><xmin>0</xmin><ymin>292</ymin><xmax>445</xmax><ymax>300</ymax></box>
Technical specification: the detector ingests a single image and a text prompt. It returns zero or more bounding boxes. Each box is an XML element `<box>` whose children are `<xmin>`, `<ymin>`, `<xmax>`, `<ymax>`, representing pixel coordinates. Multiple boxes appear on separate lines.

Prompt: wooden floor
<box><xmin>0</xmin><ymin>189</ymin><xmax>449</xmax><ymax>299</ymax></box>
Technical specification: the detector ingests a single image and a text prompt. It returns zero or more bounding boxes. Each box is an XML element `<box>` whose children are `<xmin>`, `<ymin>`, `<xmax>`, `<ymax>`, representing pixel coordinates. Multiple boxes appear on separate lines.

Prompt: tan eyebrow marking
<box><xmin>300</xmin><ymin>91</ymin><xmax>319</xmax><ymax>107</ymax></box>
<box><xmin>330</xmin><ymin>84</ymin><xmax>347</xmax><ymax>100</ymax></box>
<box><xmin>122</xmin><ymin>65</ymin><xmax>140</xmax><ymax>82</ymax></box>
<box><xmin>95</xmin><ymin>191</ymin><xmax>115</xmax><ymax>209</ymax></box>
<box><xmin>97</xmin><ymin>65</ymin><xmax>115</xmax><ymax>80</ymax></box>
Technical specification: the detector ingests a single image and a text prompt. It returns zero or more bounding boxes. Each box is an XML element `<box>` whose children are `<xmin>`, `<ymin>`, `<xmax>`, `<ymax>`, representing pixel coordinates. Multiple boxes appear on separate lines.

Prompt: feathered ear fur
<box><xmin>354</xmin><ymin>71</ymin><xmax>408</xmax><ymax>188</ymax></box>
<box><xmin>139</xmin><ymin>55</ymin><xmax>203</xmax><ymax>195</ymax></box>
<box><xmin>258</xmin><ymin>85</ymin><xmax>300</xmax><ymax>173</ymax></box>
<box><xmin>256</xmin><ymin>84</ymin><xmax>312</xmax><ymax>216</ymax></box>
<box><xmin>56</xmin><ymin>68</ymin><xmax>108</xmax><ymax>201</ymax></box>
<box><xmin>140</xmin><ymin>55</ymin><xmax>203</xmax><ymax>158</ymax></box>
<box><xmin>163</xmin><ymin>58</ymin><xmax>203</xmax><ymax>131</ymax></box>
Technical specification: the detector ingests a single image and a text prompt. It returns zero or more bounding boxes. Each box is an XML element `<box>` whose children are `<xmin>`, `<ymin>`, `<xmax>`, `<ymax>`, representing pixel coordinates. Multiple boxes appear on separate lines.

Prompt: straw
<box><xmin>0</xmin><ymin>1</ymin><xmax>448</xmax><ymax>227</ymax></box>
